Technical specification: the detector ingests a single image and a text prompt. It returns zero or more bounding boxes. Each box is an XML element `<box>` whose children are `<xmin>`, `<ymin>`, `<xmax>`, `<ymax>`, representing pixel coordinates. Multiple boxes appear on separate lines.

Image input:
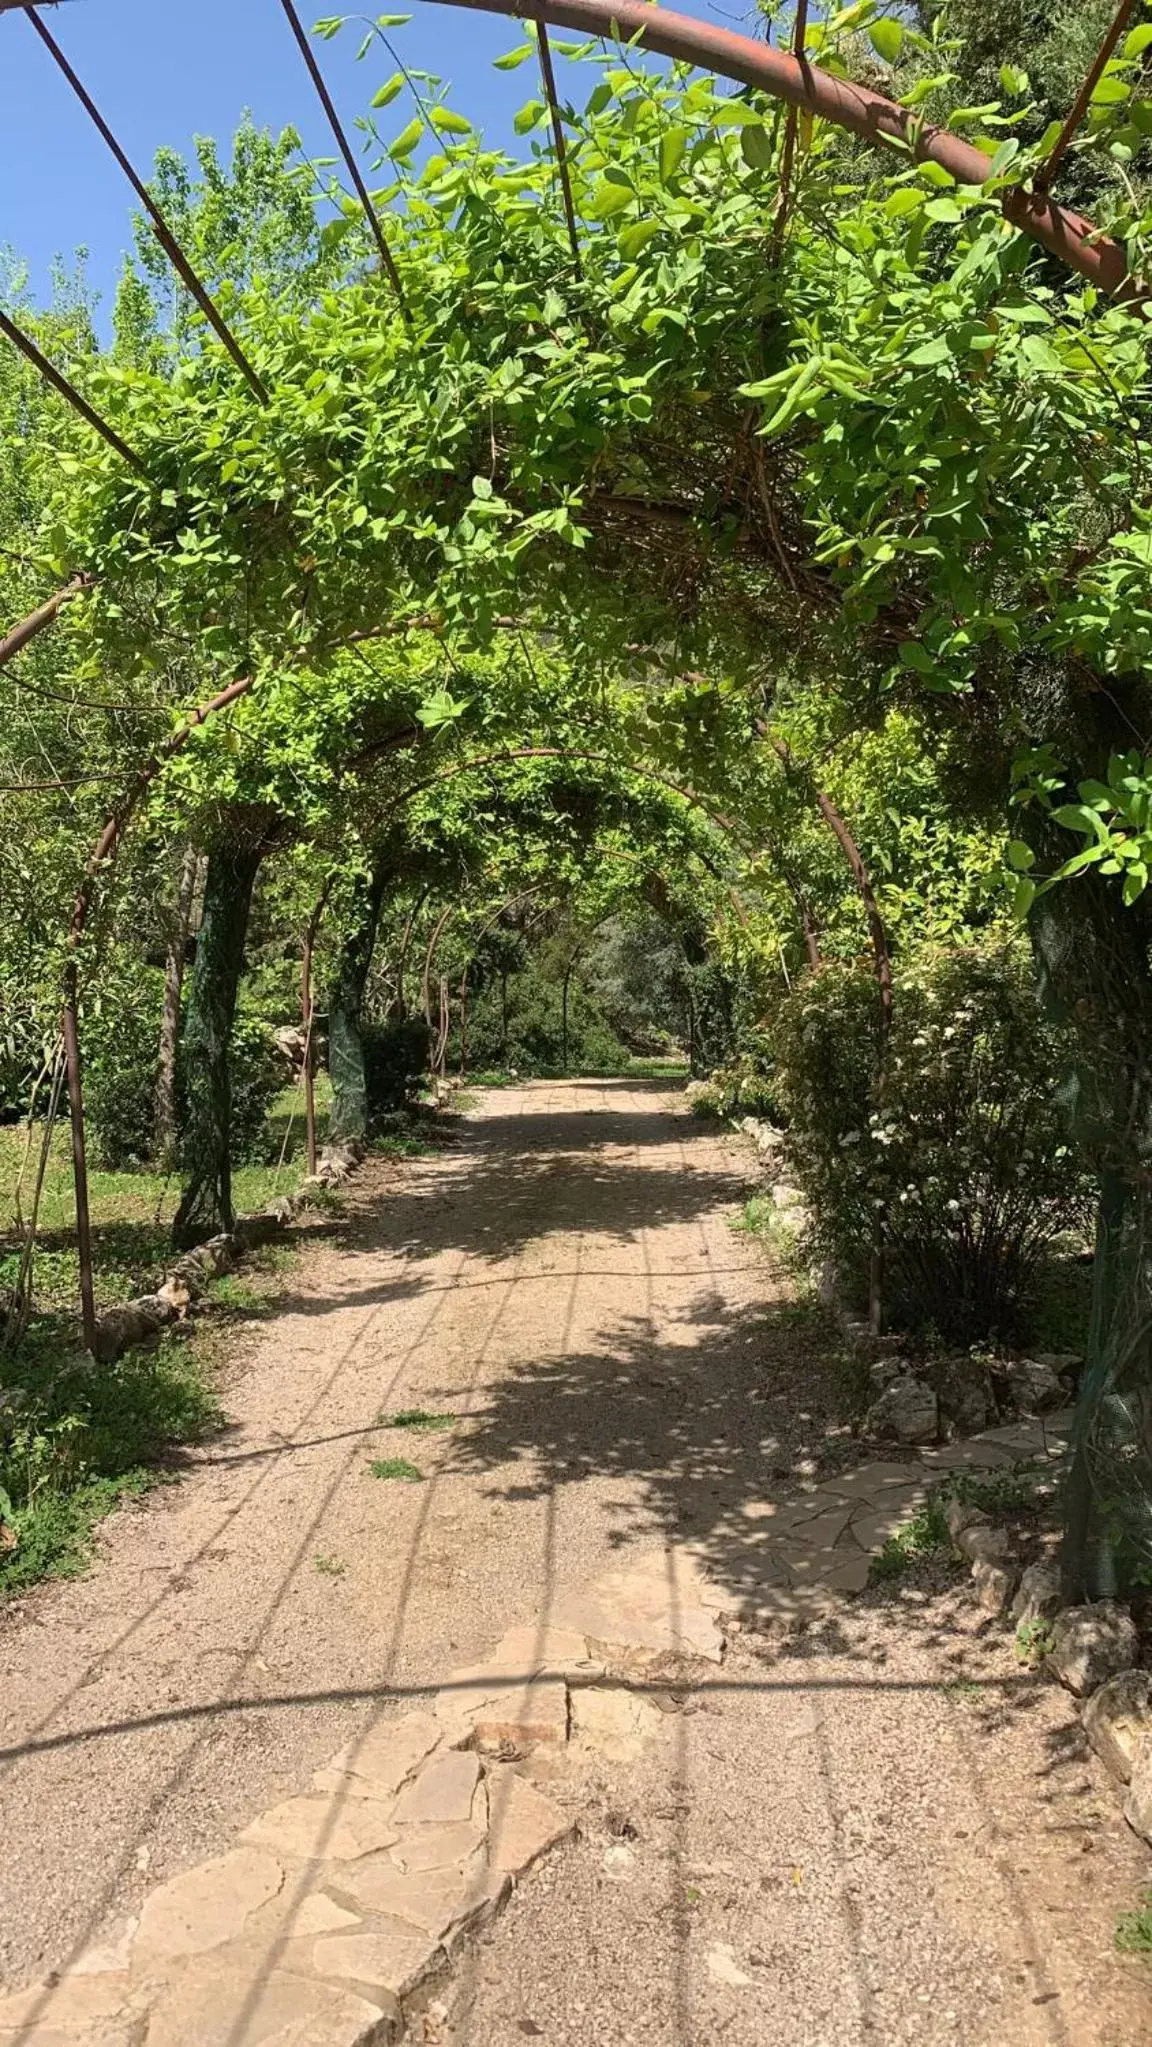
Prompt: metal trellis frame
<box><xmin>26</xmin><ymin>7</ymin><xmax>270</xmax><ymax>403</ymax></box>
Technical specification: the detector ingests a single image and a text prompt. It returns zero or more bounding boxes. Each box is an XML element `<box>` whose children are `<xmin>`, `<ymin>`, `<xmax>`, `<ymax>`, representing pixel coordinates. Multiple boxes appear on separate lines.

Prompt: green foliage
<box><xmin>368</xmin><ymin>1456</ymin><xmax>423</xmax><ymax>1481</ymax></box>
<box><xmin>362</xmin><ymin>1016</ymin><xmax>432</xmax><ymax>1118</ymax></box>
<box><xmin>1115</xmin><ymin>1891</ymin><xmax>1152</xmax><ymax>1956</ymax></box>
<box><xmin>870</xmin><ymin>1495</ymin><xmax>952</xmax><ymax>1579</ymax></box>
<box><xmin>377</xmin><ymin>1407</ymin><xmax>455</xmax><ymax>1430</ymax></box>
<box><xmin>770</xmin><ymin>945</ymin><xmax>1092</xmax><ymax>1341</ymax></box>
<box><xmin>0</xmin><ymin>1332</ymin><xmax>221</xmax><ymax>1596</ymax></box>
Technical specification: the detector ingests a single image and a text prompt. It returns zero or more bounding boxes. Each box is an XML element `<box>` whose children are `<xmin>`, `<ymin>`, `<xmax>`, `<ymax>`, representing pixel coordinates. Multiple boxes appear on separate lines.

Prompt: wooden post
<box><xmin>61</xmin><ymin>959</ymin><xmax>97</xmax><ymax>1353</ymax></box>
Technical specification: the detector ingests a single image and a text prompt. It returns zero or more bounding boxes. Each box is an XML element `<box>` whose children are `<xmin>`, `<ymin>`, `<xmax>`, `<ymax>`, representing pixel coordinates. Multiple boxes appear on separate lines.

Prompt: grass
<box><xmin>0</xmin><ymin>1080</ymin><xmax>332</xmax><ymax>1318</ymax></box>
<box><xmin>1116</xmin><ymin>1891</ymin><xmax>1152</xmax><ymax>1956</ymax></box>
<box><xmin>314</xmin><ymin>1552</ymin><xmax>346</xmax><ymax>1577</ymax></box>
<box><xmin>369</xmin><ymin>1457</ymin><xmax>423</xmax><ymax>1482</ymax></box>
<box><xmin>377</xmin><ymin>1407</ymin><xmax>455</xmax><ymax>1432</ymax></box>
<box><xmin>0</xmin><ymin>1327</ymin><xmax>225</xmax><ymax>1598</ymax></box>
<box><xmin>0</xmin><ymin>1076</ymin><xmax>327</xmax><ymax>1601</ymax></box>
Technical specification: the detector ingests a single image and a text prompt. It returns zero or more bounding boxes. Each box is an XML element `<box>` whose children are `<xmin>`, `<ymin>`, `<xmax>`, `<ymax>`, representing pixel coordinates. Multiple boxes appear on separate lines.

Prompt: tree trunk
<box><xmin>328</xmin><ymin>860</ymin><xmax>390</xmax><ymax>1143</ymax></box>
<box><xmin>172</xmin><ymin>842</ymin><xmax>263</xmax><ymax>1247</ymax></box>
<box><xmin>154</xmin><ymin>846</ymin><xmax>200</xmax><ymax>1164</ymax></box>
<box><xmin>562</xmin><ymin>967</ymin><xmax>571</xmax><ymax>1074</ymax></box>
<box><xmin>501</xmin><ymin>967</ymin><xmax>509</xmax><ymax>1061</ymax></box>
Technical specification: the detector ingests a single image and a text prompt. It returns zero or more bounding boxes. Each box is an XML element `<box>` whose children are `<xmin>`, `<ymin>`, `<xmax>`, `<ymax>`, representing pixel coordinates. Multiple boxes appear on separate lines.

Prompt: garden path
<box><xmin>0</xmin><ymin>1081</ymin><xmax>1149</xmax><ymax>2045</ymax></box>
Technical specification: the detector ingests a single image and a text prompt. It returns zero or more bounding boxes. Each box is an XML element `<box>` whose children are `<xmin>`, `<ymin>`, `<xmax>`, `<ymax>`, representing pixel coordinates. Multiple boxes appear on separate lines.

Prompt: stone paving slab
<box><xmin>0</xmin><ymin>1417</ymin><xmax>1068</xmax><ymax>2045</ymax></box>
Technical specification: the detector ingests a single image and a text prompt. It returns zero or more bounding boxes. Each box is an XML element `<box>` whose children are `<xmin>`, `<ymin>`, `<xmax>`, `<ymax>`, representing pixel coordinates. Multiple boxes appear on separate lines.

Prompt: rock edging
<box><xmin>90</xmin><ymin>1137</ymin><xmax>367</xmax><ymax>1365</ymax></box>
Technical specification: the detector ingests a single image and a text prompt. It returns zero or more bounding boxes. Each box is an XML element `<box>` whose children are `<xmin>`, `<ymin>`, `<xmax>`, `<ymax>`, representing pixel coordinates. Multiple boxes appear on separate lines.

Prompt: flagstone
<box><xmin>243</xmin><ymin>1797</ymin><xmax>399</xmax><ymax>1863</ymax></box>
<box><xmin>391</xmin><ymin>1749</ymin><xmax>480</xmax><ymax>1827</ymax></box>
<box><xmin>133</xmin><ymin>1848</ymin><xmax>284</xmax><ymax>1967</ymax></box>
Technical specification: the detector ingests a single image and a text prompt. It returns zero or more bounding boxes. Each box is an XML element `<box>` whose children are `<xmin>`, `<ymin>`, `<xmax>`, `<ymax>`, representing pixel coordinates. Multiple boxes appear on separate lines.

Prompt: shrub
<box><xmin>84</xmin><ymin>969</ymin><xmax>165</xmax><ymax>1167</ymax></box>
<box><xmin>363</xmin><ymin>1016</ymin><xmax>432</xmax><ymax>1117</ymax></box>
<box><xmin>226</xmin><ymin>1015</ymin><xmax>287</xmax><ymax>1162</ymax></box>
<box><xmin>769</xmin><ymin>945</ymin><xmax>1092</xmax><ymax>1345</ymax></box>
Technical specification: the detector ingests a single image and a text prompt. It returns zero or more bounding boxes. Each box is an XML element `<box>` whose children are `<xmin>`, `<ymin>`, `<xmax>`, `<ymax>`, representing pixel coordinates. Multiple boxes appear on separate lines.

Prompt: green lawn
<box><xmin>0</xmin><ymin>1080</ymin><xmax>332</xmax><ymax>1315</ymax></box>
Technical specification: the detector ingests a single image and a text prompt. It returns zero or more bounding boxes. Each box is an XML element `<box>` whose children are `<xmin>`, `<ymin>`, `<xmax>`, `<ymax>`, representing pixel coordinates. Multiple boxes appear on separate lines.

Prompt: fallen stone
<box><xmin>957</xmin><ymin>1524</ymin><xmax>1010</xmax><ymax>1566</ymax></box>
<box><xmin>999</xmin><ymin>1356</ymin><xmax>1065</xmax><ymax>1416</ymax></box>
<box><xmin>1124</xmin><ymin>1736</ymin><xmax>1152</xmax><ymax>1847</ymax></box>
<box><xmin>285</xmin><ymin>1895</ymin><xmax>362</xmax><ymax>1938</ymax></box>
<box><xmin>553</xmin><ymin>1552</ymin><xmax>723</xmax><ymax>1667</ymax></box>
<box><xmin>944</xmin><ymin>1498</ymin><xmax>989</xmax><ymax>1543</ymax></box>
<box><xmin>862</xmin><ymin>1377</ymin><xmax>938</xmax><ymax>1446</ymax></box>
<box><xmin>1046</xmin><ymin>1601</ymin><xmax>1139</xmax><ymax>1697</ymax></box>
<box><xmin>570</xmin><ymin>1686</ymin><xmax>663</xmax><ymax>1762</ymax></box>
<box><xmin>468</xmin><ymin>1677</ymin><xmax>569</xmax><ymax>1755</ymax></box>
<box><xmin>243</xmin><ymin>1795</ymin><xmax>399</xmax><ymax>1862</ymax></box>
<box><xmin>90</xmin><ymin>1296</ymin><xmax>174</xmax><ymax>1364</ymax></box>
<box><xmin>706</xmin><ymin>1943</ymin><xmax>754</xmax><ymax>1989</ymax></box>
<box><xmin>391</xmin><ymin>1749</ymin><xmax>480</xmax><ymax>1827</ymax></box>
<box><xmin>144</xmin><ymin>1953</ymin><xmax>386</xmax><ymax>2047</ymax></box>
<box><xmin>1010</xmin><ymin>1560</ymin><xmax>1062</xmax><ymax>1627</ymax></box>
<box><xmin>389</xmin><ymin>1821</ymin><xmax>487</xmax><ymax>1875</ymax></box>
<box><xmin>971</xmin><ymin>1556</ymin><xmax>1018</xmax><ymax>1614</ymax></box>
<box><xmin>1083</xmin><ymin>1670</ymin><xmax>1152</xmax><ymax>1783</ymax></box>
<box><xmin>866</xmin><ymin>1357</ymin><xmax>906</xmax><ymax>1392</ymax></box>
<box><xmin>0</xmin><ymin>1972</ymin><xmax>132</xmax><ymax>2041</ymax></box>
<box><xmin>311</xmin><ymin>1712</ymin><xmax>442</xmax><ymax>1799</ymax></box>
<box><xmin>311</xmin><ymin>1924</ymin><xmax>438</xmax><ymax>2002</ymax></box>
<box><xmin>133</xmin><ymin>1847</ymin><xmax>284</xmax><ymax>1967</ymax></box>
<box><xmin>485</xmin><ymin>1770</ymin><xmax>573</xmax><ymax>1874</ymax></box>
<box><xmin>335</xmin><ymin>1854</ymin><xmax>499</xmax><ymax>1941</ymax></box>
<box><xmin>487</xmin><ymin>1624</ymin><xmax>601</xmax><ymax>1679</ymax></box>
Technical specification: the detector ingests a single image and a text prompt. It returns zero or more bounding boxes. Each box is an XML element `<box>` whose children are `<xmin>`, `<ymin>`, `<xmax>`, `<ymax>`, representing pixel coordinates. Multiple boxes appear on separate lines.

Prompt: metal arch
<box><xmin>420</xmin><ymin>0</ymin><xmax>1142</xmax><ymax>307</ymax></box>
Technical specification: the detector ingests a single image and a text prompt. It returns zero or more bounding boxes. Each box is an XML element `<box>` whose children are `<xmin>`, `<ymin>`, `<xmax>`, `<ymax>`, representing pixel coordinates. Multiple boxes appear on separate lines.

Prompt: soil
<box><xmin>0</xmin><ymin>1080</ymin><xmax>1149</xmax><ymax>2043</ymax></box>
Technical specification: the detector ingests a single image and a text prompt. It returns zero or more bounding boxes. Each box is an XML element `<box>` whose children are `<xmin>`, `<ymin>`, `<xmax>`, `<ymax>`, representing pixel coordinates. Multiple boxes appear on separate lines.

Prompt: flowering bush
<box><xmin>769</xmin><ymin>946</ymin><xmax>1092</xmax><ymax>1344</ymax></box>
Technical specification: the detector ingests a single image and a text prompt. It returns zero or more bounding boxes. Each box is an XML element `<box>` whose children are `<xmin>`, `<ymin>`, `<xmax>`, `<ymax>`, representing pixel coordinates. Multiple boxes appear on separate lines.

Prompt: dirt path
<box><xmin>0</xmin><ymin>1081</ymin><xmax>772</xmax><ymax>1989</ymax></box>
<box><xmin>1</xmin><ymin>1080</ymin><xmax>1149</xmax><ymax>2045</ymax></box>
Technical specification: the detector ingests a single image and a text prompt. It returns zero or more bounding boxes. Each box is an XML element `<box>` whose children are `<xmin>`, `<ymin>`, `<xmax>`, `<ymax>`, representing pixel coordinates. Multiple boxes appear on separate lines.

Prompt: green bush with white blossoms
<box><xmin>769</xmin><ymin>945</ymin><xmax>1092</xmax><ymax>1345</ymax></box>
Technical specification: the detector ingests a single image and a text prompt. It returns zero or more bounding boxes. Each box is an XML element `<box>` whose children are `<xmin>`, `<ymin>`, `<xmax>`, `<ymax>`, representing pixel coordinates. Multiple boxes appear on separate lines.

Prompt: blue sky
<box><xmin>0</xmin><ymin>0</ymin><xmax>740</xmax><ymax>316</ymax></box>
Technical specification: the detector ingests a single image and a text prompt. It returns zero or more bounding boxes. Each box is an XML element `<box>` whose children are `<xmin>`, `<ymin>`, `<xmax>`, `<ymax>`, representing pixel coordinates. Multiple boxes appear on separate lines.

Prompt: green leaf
<box><xmin>589</xmin><ymin>178</ymin><xmax>634</xmax><ymax>219</ymax></box>
<box><xmin>429</xmin><ymin>106</ymin><xmax>472</xmax><ymax>135</ymax></box>
<box><xmin>923</xmin><ymin>196</ymin><xmax>962</xmax><ymax>223</ymax></box>
<box><xmin>471</xmin><ymin>474</ymin><xmax>493</xmax><ymax>499</ymax></box>
<box><xmin>370</xmin><ymin>73</ymin><xmax>404</xmax><ymax>107</ymax></box>
<box><xmin>998</xmin><ymin>63</ymin><xmax>1030</xmax><ymax>97</ymax></box>
<box><xmin>618</xmin><ymin>218</ymin><xmax>661</xmax><ymax>260</ymax></box>
<box><xmin>513</xmin><ymin>99</ymin><xmax>546</xmax><ymax>135</ymax></box>
<box><xmin>1006</xmin><ymin>839</ymin><xmax>1036</xmax><ymax>871</ymax></box>
<box><xmin>659</xmin><ymin>127</ymin><xmax>688</xmax><ymax>183</ymax></box>
<box><xmin>1124</xmin><ymin>23</ymin><xmax>1152</xmax><ymax>57</ymax></box>
<box><xmin>884</xmin><ymin>186</ymin><xmax>923</xmax><ymax>217</ymax></box>
<box><xmin>898</xmin><ymin>640</ymin><xmax>936</xmax><ymax>672</ymax></box>
<box><xmin>493</xmin><ymin>41</ymin><xmax>535</xmax><ymax>69</ymax></box>
<box><xmin>1011</xmin><ymin>875</ymin><xmax>1037</xmax><ymax>922</ymax></box>
<box><xmin>741</xmin><ymin>123</ymin><xmax>775</xmax><ymax>172</ymax></box>
<box><xmin>907</xmin><ymin>338</ymin><xmax>952</xmax><ymax>366</ymax></box>
<box><xmin>868</xmin><ymin>17</ymin><xmax>904</xmax><ymax>63</ymax></box>
<box><xmin>389</xmin><ymin>117</ymin><xmax>422</xmax><ymax>159</ymax></box>
<box><xmin>376</xmin><ymin>13</ymin><xmax>412</xmax><ymax>24</ymax></box>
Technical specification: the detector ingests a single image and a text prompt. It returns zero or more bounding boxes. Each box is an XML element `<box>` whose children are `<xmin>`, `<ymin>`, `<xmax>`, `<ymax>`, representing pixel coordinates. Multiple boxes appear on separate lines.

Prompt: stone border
<box><xmin>90</xmin><ymin>1137</ymin><xmax>367</xmax><ymax>1364</ymax></box>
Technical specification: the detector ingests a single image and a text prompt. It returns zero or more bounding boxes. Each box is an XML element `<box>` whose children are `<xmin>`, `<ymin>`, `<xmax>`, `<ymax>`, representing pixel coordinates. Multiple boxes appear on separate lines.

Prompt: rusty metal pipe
<box><xmin>423</xmin><ymin>0</ymin><xmax>1140</xmax><ymax>304</ymax></box>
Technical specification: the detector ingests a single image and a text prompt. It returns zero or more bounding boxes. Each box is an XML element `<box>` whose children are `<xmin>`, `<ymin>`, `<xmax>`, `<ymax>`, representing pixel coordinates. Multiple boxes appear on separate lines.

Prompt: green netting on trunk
<box><xmin>1031</xmin><ymin>882</ymin><xmax>1152</xmax><ymax>1597</ymax></box>
<box><xmin>172</xmin><ymin>843</ymin><xmax>262</xmax><ymax>1248</ymax></box>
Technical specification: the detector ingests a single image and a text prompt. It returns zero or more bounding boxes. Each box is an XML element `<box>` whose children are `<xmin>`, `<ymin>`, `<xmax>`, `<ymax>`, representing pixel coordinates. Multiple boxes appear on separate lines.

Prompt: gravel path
<box><xmin>0</xmin><ymin>1081</ymin><xmax>773</xmax><ymax>1989</ymax></box>
<box><xmin>1</xmin><ymin>1080</ymin><xmax>1149</xmax><ymax>2045</ymax></box>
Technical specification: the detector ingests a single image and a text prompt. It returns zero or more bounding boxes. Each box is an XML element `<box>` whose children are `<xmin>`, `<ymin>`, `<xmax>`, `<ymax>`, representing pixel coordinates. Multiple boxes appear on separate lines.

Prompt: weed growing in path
<box><xmin>1115</xmin><ymin>1891</ymin><xmax>1152</xmax><ymax>1955</ymax></box>
<box><xmin>869</xmin><ymin>1496</ymin><xmax>951</xmax><ymax>1581</ymax></box>
<box><xmin>369</xmin><ymin>1457</ymin><xmax>423</xmax><ymax>1482</ymax></box>
<box><xmin>377</xmin><ymin>1408</ymin><xmax>455</xmax><ymax>1432</ymax></box>
<box><xmin>314</xmin><ymin>1552</ymin><xmax>346</xmax><ymax>1576</ymax></box>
